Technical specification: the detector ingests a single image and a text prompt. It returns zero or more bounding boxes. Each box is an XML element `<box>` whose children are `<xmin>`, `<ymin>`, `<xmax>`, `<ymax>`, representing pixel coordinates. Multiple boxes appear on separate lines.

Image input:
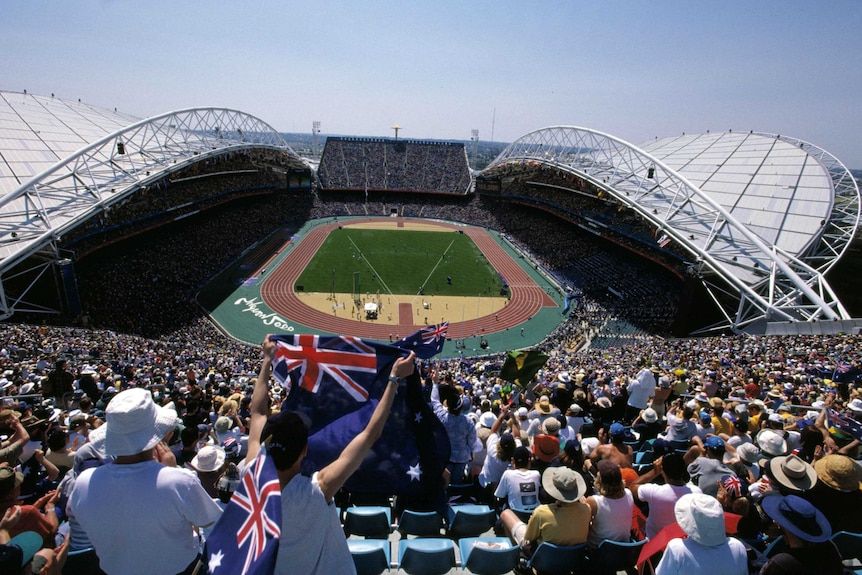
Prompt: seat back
<box><xmin>831</xmin><ymin>531</ymin><xmax>862</xmax><ymax>562</ymax></box>
<box><xmin>347</xmin><ymin>539</ymin><xmax>391</xmax><ymax>575</ymax></box>
<box><xmin>397</xmin><ymin>509</ymin><xmax>445</xmax><ymax>538</ymax></box>
<box><xmin>447</xmin><ymin>504</ymin><xmax>497</xmax><ymax>539</ymax></box>
<box><xmin>397</xmin><ymin>538</ymin><xmax>456</xmax><ymax>575</ymax></box>
<box><xmin>764</xmin><ymin>535</ymin><xmax>787</xmax><ymax>557</ymax></box>
<box><xmin>344</xmin><ymin>506</ymin><xmax>392</xmax><ymax>539</ymax></box>
<box><xmin>459</xmin><ymin>537</ymin><xmax>520</xmax><ymax>575</ymax></box>
<box><xmin>526</xmin><ymin>541</ymin><xmax>587</xmax><ymax>575</ymax></box>
<box><xmin>590</xmin><ymin>538</ymin><xmax>648</xmax><ymax>575</ymax></box>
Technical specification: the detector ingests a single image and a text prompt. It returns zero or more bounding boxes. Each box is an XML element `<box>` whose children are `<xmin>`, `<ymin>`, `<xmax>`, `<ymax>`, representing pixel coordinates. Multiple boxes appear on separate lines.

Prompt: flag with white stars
<box><xmin>270</xmin><ymin>334</ymin><xmax>450</xmax><ymax>504</ymax></box>
<box><xmin>205</xmin><ymin>448</ymin><xmax>281</xmax><ymax>575</ymax></box>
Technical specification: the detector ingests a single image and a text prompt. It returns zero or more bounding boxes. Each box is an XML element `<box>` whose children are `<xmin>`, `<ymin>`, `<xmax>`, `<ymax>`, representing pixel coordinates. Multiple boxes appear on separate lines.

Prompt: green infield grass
<box><xmin>295</xmin><ymin>228</ymin><xmax>504</xmax><ymax>297</ymax></box>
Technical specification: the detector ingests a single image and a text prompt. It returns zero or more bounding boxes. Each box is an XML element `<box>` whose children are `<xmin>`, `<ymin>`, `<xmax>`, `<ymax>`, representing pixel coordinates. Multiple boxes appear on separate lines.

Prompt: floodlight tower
<box><xmin>470</xmin><ymin>129</ymin><xmax>479</xmax><ymax>168</ymax></box>
<box><xmin>392</xmin><ymin>124</ymin><xmax>401</xmax><ymax>139</ymax></box>
<box><xmin>312</xmin><ymin>121</ymin><xmax>321</xmax><ymax>157</ymax></box>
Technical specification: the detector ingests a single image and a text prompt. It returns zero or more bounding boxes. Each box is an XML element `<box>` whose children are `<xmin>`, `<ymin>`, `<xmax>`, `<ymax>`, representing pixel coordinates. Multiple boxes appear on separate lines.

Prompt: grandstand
<box><xmin>318</xmin><ymin>137</ymin><xmax>472</xmax><ymax>195</ymax></box>
<box><xmin>0</xmin><ymin>91</ymin><xmax>859</xmax><ymax>341</ymax></box>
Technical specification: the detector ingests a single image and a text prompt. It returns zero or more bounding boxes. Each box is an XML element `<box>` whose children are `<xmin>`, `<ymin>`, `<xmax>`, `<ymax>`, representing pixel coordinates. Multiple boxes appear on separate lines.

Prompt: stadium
<box><xmin>1</xmin><ymin>91</ymin><xmax>860</xmax><ymax>351</ymax></box>
<box><xmin>2</xmin><ymin>91</ymin><xmax>862</xmax><ymax>575</ymax></box>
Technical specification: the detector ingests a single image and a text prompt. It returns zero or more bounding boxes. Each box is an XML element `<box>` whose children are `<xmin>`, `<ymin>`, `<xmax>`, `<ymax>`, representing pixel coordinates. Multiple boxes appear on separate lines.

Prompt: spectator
<box><xmin>585</xmin><ymin>460</ymin><xmax>634</xmax><ymax>548</ymax></box>
<box><xmin>69</xmin><ymin>388</ymin><xmax>222</xmax><ymax>575</ymax></box>
<box><xmin>431</xmin><ymin>377</ymin><xmax>476</xmax><ymax>486</ymax></box>
<box><xmin>630</xmin><ymin>452</ymin><xmax>701</xmax><ymax>539</ymax></box>
<box><xmin>494</xmin><ymin>446</ymin><xmax>541</xmax><ymax>514</ymax></box>
<box><xmin>499</xmin><ymin>466</ymin><xmax>591</xmax><ymax>556</ymax></box>
<box><xmin>760</xmin><ymin>494</ymin><xmax>843</xmax><ymax>575</ymax></box>
<box><xmin>654</xmin><ymin>493</ymin><xmax>748</xmax><ymax>575</ymax></box>
<box><xmin>687</xmin><ymin>436</ymin><xmax>735</xmax><ymax>498</ymax></box>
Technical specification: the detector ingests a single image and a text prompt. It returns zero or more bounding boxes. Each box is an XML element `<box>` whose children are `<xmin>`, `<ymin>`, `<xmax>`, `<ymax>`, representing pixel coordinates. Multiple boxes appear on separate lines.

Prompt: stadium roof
<box><xmin>0</xmin><ymin>90</ymin><xmax>304</xmax><ymax>319</ymax></box>
<box><xmin>483</xmin><ymin>127</ymin><xmax>861</xmax><ymax>333</ymax></box>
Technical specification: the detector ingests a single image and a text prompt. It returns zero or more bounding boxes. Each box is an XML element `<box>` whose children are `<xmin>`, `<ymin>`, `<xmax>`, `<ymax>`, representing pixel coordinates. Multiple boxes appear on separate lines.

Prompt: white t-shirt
<box><xmin>636</xmin><ymin>483</ymin><xmax>702</xmax><ymax>539</ymax></box>
<box><xmin>275</xmin><ymin>472</ymin><xmax>354</xmax><ymax>575</ymax></box>
<box><xmin>70</xmin><ymin>460</ymin><xmax>222</xmax><ymax>575</ymax></box>
<box><xmin>478</xmin><ymin>433</ymin><xmax>511</xmax><ymax>488</ymax></box>
<box><xmin>655</xmin><ymin>537</ymin><xmax>748</xmax><ymax>575</ymax></box>
<box><xmin>494</xmin><ymin>468</ymin><xmax>541</xmax><ymax>512</ymax></box>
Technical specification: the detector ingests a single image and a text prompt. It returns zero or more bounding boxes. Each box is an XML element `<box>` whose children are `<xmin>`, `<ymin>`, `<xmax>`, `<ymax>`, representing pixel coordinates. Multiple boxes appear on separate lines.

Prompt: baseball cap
<box><xmin>609</xmin><ymin>422</ymin><xmax>626</xmax><ymax>436</ymax></box>
<box><xmin>704</xmin><ymin>436</ymin><xmax>725</xmax><ymax>452</ymax></box>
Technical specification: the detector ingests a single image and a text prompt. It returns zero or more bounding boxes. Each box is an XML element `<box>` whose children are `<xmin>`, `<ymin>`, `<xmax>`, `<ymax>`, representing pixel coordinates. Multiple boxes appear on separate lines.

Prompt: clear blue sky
<box><xmin>3</xmin><ymin>1</ymin><xmax>861</xmax><ymax>167</ymax></box>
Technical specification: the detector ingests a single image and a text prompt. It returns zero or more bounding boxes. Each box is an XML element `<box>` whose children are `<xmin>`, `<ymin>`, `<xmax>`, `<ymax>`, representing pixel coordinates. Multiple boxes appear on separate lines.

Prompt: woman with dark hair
<box><xmin>629</xmin><ymin>452</ymin><xmax>701</xmax><ymax>539</ymax></box>
<box><xmin>585</xmin><ymin>460</ymin><xmax>634</xmax><ymax>548</ymax></box>
<box><xmin>559</xmin><ymin>441</ymin><xmax>594</xmax><ymax>497</ymax></box>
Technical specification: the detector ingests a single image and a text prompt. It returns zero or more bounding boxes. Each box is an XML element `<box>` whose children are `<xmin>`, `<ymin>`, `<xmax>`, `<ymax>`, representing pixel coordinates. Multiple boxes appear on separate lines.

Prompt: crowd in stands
<box><xmin>0</xmin><ymin>151</ymin><xmax>859</xmax><ymax>573</ymax></box>
<box><xmin>318</xmin><ymin>138</ymin><xmax>472</xmax><ymax>195</ymax></box>
<box><xmin>0</xmin><ymin>323</ymin><xmax>860</xmax><ymax>573</ymax></box>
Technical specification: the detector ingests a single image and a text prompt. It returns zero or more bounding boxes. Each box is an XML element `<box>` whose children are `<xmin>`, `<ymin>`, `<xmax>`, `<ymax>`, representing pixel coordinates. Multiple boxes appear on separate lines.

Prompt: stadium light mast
<box><xmin>312</xmin><ymin>121</ymin><xmax>321</xmax><ymax>157</ymax></box>
<box><xmin>392</xmin><ymin>124</ymin><xmax>401</xmax><ymax>139</ymax></box>
<box><xmin>470</xmin><ymin>129</ymin><xmax>479</xmax><ymax>168</ymax></box>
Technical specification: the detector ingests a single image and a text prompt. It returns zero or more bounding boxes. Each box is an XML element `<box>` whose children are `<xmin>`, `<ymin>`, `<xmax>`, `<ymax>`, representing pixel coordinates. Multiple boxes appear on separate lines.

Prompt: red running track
<box><xmin>260</xmin><ymin>218</ymin><xmax>556</xmax><ymax>340</ymax></box>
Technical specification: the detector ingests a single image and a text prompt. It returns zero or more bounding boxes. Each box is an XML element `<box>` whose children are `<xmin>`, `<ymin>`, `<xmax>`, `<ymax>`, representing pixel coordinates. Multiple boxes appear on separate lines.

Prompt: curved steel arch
<box><xmin>483</xmin><ymin>126</ymin><xmax>852</xmax><ymax>332</ymax></box>
<box><xmin>0</xmin><ymin>107</ymin><xmax>305</xmax><ymax>319</ymax></box>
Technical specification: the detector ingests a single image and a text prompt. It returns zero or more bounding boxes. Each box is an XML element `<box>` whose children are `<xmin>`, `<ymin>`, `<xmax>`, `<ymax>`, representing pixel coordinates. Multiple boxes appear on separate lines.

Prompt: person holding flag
<box><xmin>215</xmin><ymin>336</ymin><xmax>416</xmax><ymax>575</ymax></box>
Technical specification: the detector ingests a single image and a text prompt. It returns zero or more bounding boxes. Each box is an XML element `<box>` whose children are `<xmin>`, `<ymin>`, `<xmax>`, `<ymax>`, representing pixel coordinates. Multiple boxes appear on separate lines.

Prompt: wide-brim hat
<box><xmin>536</xmin><ymin>396</ymin><xmax>552</xmax><ymax>415</ymax></box>
<box><xmin>543</xmin><ymin>417</ymin><xmax>561</xmax><ymax>435</ymax></box>
<box><xmin>596</xmin><ymin>396</ymin><xmax>612</xmax><ymax>409</ymax></box>
<box><xmin>813</xmin><ymin>454</ymin><xmax>862</xmax><ymax>492</ymax></box>
<box><xmin>674</xmin><ymin>493</ymin><xmax>727</xmax><ymax>547</ymax></box>
<box><xmin>191</xmin><ymin>444</ymin><xmax>226</xmax><ymax>472</ymax></box>
<box><xmin>0</xmin><ymin>467</ymin><xmax>23</xmax><ymax>500</ymax></box>
<box><xmin>103</xmin><ymin>388</ymin><xmax>178</xmax><ymax>456</ymax></box>
<box><xmin>736</xmin><ymin>442</ymin><xmax>761</xmax><ymax>465</ymax></box>
<box><xmin>542</xmin><ymin>467</ymin><xmax>586</xmax><ymax>503</ymax></box>
<box><xmin>761</xmin><ymin>493</ymin><xmax>831</xmax><ymax>543</ymax></box>
<box><xmin>642</xmin><ymin>408</ymin><xmax>658</xmax><ymax>423</ymax></box>
<box><xmin>757</xmin><ymin>430</ymin><xmax>788</xmax><ymax>457</ymax></box>
<box><xmin>768</xmin><ymin>454</ymin><xmax>817</xmax><ymax>492</ymax></box>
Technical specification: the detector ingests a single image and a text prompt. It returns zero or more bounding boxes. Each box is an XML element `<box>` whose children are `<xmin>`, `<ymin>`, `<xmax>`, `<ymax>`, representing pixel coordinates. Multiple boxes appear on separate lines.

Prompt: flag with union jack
<box><xmin>826</xmin><ymin>407</ymin><xmax>862</xmax><ymax>442</ymax></box>
<box><xmin>269</xmin><ymin>334</ymin><xmax>450</xmax><ymax>501</ymax></box>
<box><xmin>205</xmin><ymin>448</ymin><xmax>282</xmax><ymax>575</ymax></box>
<box><xmin>394</xmin><ymin>322</ymin><xmax>448</xmax><ymax>359</ymax></box>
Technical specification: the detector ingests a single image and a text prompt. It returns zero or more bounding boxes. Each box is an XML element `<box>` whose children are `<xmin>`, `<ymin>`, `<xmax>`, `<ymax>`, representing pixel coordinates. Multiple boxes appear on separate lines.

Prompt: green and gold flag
<box><xmin>499</xmin><ymin>350</ymin><xmax>549</xmax><ymax>385</ymax></box>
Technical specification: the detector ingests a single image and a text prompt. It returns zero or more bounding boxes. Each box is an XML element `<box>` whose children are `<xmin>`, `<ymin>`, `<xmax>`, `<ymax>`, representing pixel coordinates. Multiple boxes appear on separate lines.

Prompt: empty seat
<box><xmin>831</xmin><ymin>531</ymin><xmax>862</xmax><ymax>563</ymax></box>
<box><xmin>397</xmin><ymin>538</ymin><xmax>456</xmax><ymax>575</ymax></box>
<box><xmin>344</xmin><ymin>506</ymin><xmax>392</xmax><ymax>539</ymax></box>
<box><xmin>447</xmin><ymin>504</ymin><xmax>497</xmax><ymax>539</ymax></box>
<box><xmin>524</xmin><ymin>541</ymin><xmax>587</xmax><ymax>575</ymax></box>
<box><xmin>458</xmin><ymin>536</ymin><xmax>520</xmax><ymax>575</ymax></box>
<box><xmin>587</xmin><ymin>538</ymin><xmax>648</xmax><ymax>575</ymax></box>
<box><xmin>397</xmin><ymin>509</ymin><xmax>445</xmax><ymax>538</ymax></box>
<box><xmin>347</xmin><ymin>539</ymin><xmax>391</xmax><ymax>575</ymax></box>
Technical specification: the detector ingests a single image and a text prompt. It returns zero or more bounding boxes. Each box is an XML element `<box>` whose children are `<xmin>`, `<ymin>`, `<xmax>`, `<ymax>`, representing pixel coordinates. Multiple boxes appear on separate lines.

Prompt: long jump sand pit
<box><xmin>293</xmin><ymin>291</ymin><xmax>509</xmax><ymax>327</ymax></box>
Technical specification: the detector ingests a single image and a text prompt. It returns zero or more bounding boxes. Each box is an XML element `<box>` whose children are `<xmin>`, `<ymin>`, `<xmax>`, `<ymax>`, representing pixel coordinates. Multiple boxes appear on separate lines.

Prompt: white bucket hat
<box><xmin>103</xmin><ymin>388</ymin><xmax>178</xmax><ymax>456</ymax></box>
<box><xmin>191</xmin><ymin>444</ymin><xmax>226</xmax><ymax>473</ymax></box>
<box><xmin>674</xmin><ymin>493</ymin><xmax>727</xmax><ymax>547</ymax></box>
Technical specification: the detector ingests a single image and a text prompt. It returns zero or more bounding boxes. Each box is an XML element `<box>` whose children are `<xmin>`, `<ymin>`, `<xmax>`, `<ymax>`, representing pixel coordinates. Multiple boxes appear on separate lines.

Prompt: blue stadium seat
<box><xmin>524</xmin><ymin>541</ymin><xmax>587</xmax><ymax>575</ymax></box>
<box><xmin>397</xmin><ymin>538</ymin><xmax>456</xmax><ymax>575</ymax></box>
<box><xmin>446</xmin><ymin>504</ymin><xmax>497</xmax><ymax>539</ymax></box>
<box><xmin>397</xmin><ymin>509</ymin><xmax>445</xmax><ymax>538</ymax></box>
<box><xmin>458</xmin><ymin>537</ymin><xmax>520</xmax><ymax>575</ymax></box>
<box><xmin>343</xmin><ymin>506</ymin><xmax>392</xmax><ymax>539</ymax></box>
<box><xmin>587</xmin><ymin>538</ymin><xmax>648</xmax><ymax>575</ymax></box>
<box><xmin>347</xmin><ymin>539</ymin><xmax>391</xmax><ymax>575</ymax></box>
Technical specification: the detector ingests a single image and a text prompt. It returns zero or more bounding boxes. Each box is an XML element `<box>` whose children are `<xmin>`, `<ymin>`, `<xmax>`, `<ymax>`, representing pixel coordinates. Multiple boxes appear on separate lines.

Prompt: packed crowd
<box><xmin>0</xmin><ymin>323</ymin><xmax>860</xmax><ymax>573</ymax></box>
<box><xmin>0</xmin><ymin>151</ymin><xmax>858</xmax><ymax>573</ymax></box>
<box><xmin>318</xmin><ymin>138</ymin><xmax>472</xmax><ymax>195</ymax></box>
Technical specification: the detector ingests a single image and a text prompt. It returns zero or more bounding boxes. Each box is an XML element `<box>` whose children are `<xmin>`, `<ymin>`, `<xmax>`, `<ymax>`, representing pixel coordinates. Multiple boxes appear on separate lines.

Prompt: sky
<box><xmin>3</xmin><ymin>1</ymin><xmax>862</xmax><ymax>167</ymax></box>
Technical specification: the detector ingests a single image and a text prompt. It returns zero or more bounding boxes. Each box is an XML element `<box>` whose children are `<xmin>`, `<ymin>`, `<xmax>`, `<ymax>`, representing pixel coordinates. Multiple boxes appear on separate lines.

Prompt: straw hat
<box><xmin>813</xmin><ymin>454</ymin><xmax>862</xmax><ymax>492</ymax></box>
<box><xmin>536</xmin><ymin>396</ymin><xmax>552</xmax><ymax>415</ymax></box>
<box><xmin>674</xmin><ymin>493</ymin><xmax>727</xmax><ymax>547</ymax></box>
<box><xmin>542</xmin><ymin>467</ymin><xmax>586</xmax><ymax>503</ymax></box>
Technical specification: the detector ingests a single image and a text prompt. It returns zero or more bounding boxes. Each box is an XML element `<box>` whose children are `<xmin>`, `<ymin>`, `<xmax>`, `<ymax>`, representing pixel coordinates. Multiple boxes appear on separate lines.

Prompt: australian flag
<box><xmin>826</xmin><ymin>407</ymin><xmax>862</xmax><ymax>442</ymax></box>
<box><xmin>270</xmin><ymin>334</ymin><xmax>450</xmax><ymax>504</ymax></box>
<box><xmin>394</xmin><ymin>322</ymin><xmax>448</xmax><ymax>359</ymax></box>
<box><xmin>205</xmin><ymin>448</ymin><xmax>282</xmax><ymax>575</ymax></box>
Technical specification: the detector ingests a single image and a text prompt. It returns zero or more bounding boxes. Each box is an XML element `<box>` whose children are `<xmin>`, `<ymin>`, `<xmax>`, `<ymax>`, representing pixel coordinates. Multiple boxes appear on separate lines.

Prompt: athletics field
<box><xmin>200</xmin><ymin>217</ymin><xmax>568</xmax><ymax>358</ymax></box>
